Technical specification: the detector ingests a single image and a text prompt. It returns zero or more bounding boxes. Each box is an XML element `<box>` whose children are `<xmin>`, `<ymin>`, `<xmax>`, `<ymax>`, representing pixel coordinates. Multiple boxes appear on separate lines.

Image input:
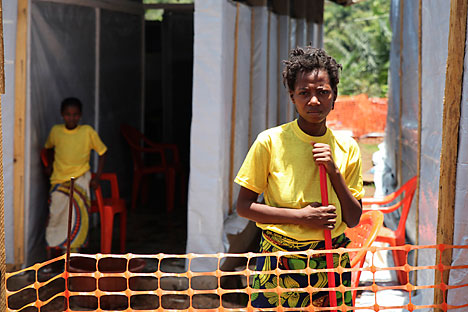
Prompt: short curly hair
<box><xmin>282</xmin><ymin>47</ymin><xmax>342</xmax><ymax>95</ymax></box>
<box><xmin>61</xmin><ymin>97</ymin><xmax>82</xmax><ymax>114</ymax></box>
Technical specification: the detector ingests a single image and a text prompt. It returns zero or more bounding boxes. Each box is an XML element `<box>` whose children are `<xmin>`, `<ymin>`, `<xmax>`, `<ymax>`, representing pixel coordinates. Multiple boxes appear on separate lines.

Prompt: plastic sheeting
<box><xmin>188</xmin><ymin>0</ymin><xmax>322</xmax><ymax>271</ymax></box>
<box><xmin>417</xmin><ymin>1</ymin><xmax>449</xmax><ymax>296</ymax></box>
<box><xmin>26</xmin><ymin>1</ymin><xmax>142</xmax><ymax>266</ymax></box>
<box><xmin>29</xmin><ymin>2</ymin><xmax>98</xmax><ymax>266</ymax></box>
<box><xmin>383</xmin><ymin>0</ymin><xmax>455</xmax><ymax>305</ymax></box>
<box><xmin>188</xmin><ymin>0</ymin><xmax>235</xmax><ymax>271</ymax></box>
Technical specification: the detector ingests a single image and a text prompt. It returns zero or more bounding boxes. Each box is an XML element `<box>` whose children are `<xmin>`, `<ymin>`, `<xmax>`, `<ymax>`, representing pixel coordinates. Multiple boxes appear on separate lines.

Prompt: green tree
<box><xmin>324</xmin><ymin>0</ymin><xmax>391</xmax><ymax>97</ymax></box>
<box><xmin>144</xmin><ymin>0</ymin><xmax>193</xmax><ymax>21</ymax></box>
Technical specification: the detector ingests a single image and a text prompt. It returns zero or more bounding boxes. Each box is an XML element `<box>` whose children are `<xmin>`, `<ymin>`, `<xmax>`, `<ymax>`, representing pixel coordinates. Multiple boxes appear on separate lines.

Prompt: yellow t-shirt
<box><xmin>45</xmin><ymin>124</ymin><xmax>107</xmax><ymax>185</ymax></box>
<box><xmin>234</xmin><ymin>120</ymin><xmax>364</xmax><ymax>241</ymax></box>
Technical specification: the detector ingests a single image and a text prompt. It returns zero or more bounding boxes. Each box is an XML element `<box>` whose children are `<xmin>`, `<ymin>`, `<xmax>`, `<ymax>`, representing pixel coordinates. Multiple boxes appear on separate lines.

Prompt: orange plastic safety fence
<box><xmin>5</xmin><ymin>244</ymin><xmax>468</xmax><ymax>311</ymax></box>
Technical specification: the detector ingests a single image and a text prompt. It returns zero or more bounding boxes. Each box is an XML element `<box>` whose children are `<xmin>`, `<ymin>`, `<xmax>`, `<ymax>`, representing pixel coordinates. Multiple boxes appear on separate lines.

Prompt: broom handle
<box><xmin>319</xmin><ymin>165</ymin><xmax>337</xmax><ymax>310</ymax></box>
<box><xmin>66</xmin><ymin>177</ymin><xmax>75</xmax><ymax>273</ymax></box>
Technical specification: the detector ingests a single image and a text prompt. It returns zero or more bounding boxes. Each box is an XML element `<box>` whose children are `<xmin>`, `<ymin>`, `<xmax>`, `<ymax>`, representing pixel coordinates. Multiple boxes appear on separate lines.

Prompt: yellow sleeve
<box><xmin>44</xmin><ymin>126</ymin><xmax>56</xmax><ymax>149</ymax></box>
<box><xmin>89</xmin><ymin>127</ymin><xmax>107</xmax><ymax>156</ymax></box>
<box><xmin>234</xmin><ymin>132</ymin><xmax>271</xmax><ymax>194</ymax></box>
<box><xmin>345</xmin><ymin>140</ymin><xmax>365</xmax><ymax>200</ymax></box>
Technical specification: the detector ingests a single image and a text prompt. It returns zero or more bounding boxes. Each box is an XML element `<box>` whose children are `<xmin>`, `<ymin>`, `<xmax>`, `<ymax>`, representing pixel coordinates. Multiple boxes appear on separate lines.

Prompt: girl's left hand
<box><xmin>311</xmin><ymin>142</ymin><xmax>337</xmax><ymax>174</ymax></box>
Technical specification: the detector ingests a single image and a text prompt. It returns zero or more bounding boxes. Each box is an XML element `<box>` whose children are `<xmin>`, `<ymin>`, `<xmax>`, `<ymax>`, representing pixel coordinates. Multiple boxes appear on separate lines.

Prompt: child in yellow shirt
<box><xmin>44</xmin><ymin>97</ymin><xmax>107</xmax><ymax>253</ymax></box>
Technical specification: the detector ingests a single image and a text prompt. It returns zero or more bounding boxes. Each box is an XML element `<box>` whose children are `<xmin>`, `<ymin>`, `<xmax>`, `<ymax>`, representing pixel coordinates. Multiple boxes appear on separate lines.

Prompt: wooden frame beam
<box><xmin>434</xmin><ymin>0</ymin><xmax>468</xmax><ymax>309</ymax></box>
<box><xmin>14</xmin><ymin>0</ymin><xmax>28</xmax><ymax>267</ymax></box>
<box><xmin>306</xmin><ymin>0</ymin><xmax>324</xmax><ymax>24</ymax></box>
<box><xmin>292</xmin><ymin>0</ymin><xmax>307</xmax><ymax>19</ymax></box>
<box><xmin>246</xmin><ymin>0</ymin><xmax>267</xmax><ymax>6</ymax></box>
<box><xmin>271</xmin><ymin>0</ymin><xmax>289</xmax><ymax>15</ymax></box>
<box><xmin>0</xmin><ymin>1</ymin><xmax>6</xmax><ymax>309</ymax></box>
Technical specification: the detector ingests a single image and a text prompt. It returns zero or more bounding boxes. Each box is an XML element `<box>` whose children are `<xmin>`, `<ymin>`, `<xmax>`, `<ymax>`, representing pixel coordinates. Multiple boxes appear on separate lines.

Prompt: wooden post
<box><xmin>434</xmin><ymin>0</ymin><xmax>468</xmax><ymax>309</ymax></box>
<box><xmin>14</xmin><ymin>0</ymin><xmax>29</xmax><ymax>268</ymax></box>
<box><xmin>0</xmin><ymin>0</ymin><xmax>6</xmax><ymax>309</ymax></box>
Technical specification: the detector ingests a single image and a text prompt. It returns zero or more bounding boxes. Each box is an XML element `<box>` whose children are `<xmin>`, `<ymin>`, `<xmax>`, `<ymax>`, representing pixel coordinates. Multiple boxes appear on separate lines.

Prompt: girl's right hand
<box><xmin>298</xmin><ymin>202</ymin><xmax>337</xmax><ymax>229</ymax></box>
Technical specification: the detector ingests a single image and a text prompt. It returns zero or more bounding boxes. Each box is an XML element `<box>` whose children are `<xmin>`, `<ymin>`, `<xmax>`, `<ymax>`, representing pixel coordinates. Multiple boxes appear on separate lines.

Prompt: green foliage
<box><xmin>144</xmin><ymin>0</ymin><xmax>193</xmax><ymax>21</ymax></box>
<box><xmin>324</xmin><ymin>0</ymin><xmax>391</xmax><ymax>97</ymax></box>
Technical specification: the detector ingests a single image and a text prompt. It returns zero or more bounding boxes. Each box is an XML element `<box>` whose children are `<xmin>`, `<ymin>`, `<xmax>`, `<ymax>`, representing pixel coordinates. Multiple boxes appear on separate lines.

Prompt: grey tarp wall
<box><xmin>25</xmin><ymin>0</ymin><xmax>143</xmax><ymax>265</ymax></box>
<box><xmin>2</xmin><ymin>1</ymin><xmax>19</xmax><ymax>265</ymax></box>
<box><xmin>187</xmin><ymin>0</ymin><xmax>323</xmax><ymax>271</ymax></box>
<box><xmin>383</xmin><ymin>0</ymin><xmax>468</xmax><ymax>308</ymax></box>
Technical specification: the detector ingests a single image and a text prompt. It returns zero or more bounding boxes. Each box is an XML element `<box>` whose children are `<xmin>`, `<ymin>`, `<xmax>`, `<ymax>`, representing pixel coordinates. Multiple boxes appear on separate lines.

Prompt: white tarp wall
<box><xmin>15</xmin><ymin>0</ymin><xmax>143</xmax><ymax>266</ymax></box>
<box><xmin>383</xmin><ymin>0</ymin><xmax>468</xmax><ymax>307</ymax></box>
<box><xmin>417</xmin><ymin>1</ymin><xmax>449</xmax><ymax>298</ymax></box>
<box><xmin>187</xmin><ymin>0</ymin><xmax>322</xmax><ymax>271</ymax></box>
<box><xmin>1</xmin><ymin>1</ymin><xmax>19</xmax><ymax>265</ymax></box>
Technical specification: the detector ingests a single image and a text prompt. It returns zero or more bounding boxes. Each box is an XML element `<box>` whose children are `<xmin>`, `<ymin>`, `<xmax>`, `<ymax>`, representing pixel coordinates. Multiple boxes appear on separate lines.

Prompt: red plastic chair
<box><xmin>120</xmin><ymin>123</ymin><xmax>184</xmax><ymax>213</ymax></box>
<box><xmin>91</xmin><ymin>173</ymin><xmax>127</xmax><ymax>254</ymax></box>
<box><xmin>345</xmin><ymin>210</ymin><xmax>384</xmax><ymax>304</ymax></box>
<box><xmin>362</xmin><ymin>176</ymin><xmax>418</xmax><ymax>285</ymax></box>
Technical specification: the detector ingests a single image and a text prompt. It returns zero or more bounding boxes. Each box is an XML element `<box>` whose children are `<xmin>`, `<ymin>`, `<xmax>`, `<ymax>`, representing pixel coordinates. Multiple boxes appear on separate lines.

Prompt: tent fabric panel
<box><xmin>307</xmin><ymin>22</ymin><xmax>314</xmax><ymax>47</ymax></box>
<box><xmin>267</xmin><ymin>13</ymin><xmax>278</xmax><ymax>129</ymax></box>
<box><xmin>376</xmin><ymin>0</ymin><xmax>400</xmax><ymax>200</ymax></box>
<box><xmin>98</xmin><ymin>9</ymin><xmax>143</xmax><ymax>198</ymax></box>
<box><xmin>28</xmin><ymin>2</ymin><xmax>97</xmax><ymax>266</ymax></box>
<box><xmin>448</xmin><ymin>18</ymin><xmax>468</xmax><ymax>306</ymax></box>
<box><xmin>251</xmin><ymin>6</ymin><xmax>269</xmax><ymax>142</ymax></box>
<box><xmin>296</xmin><ymin>18</ymin><xmax>306</xmax><ymax>48</ymax></box>
<box><xmin>220</xmin><ymin>1</ymin><xmax>237</xmax><ymax>218</ymax></box>
<box><xmin>2</xmin><ymin>0</ymin><xmax>18</xmax><ymax>264</ymax></box>
<box><xmin>287</xmin><ymin>18</ymin><xmax>296</xmax><ymax>121</ymax></box>
<box><xmin>399</xmin><ymin>0</ymin><xmax>420</xmax><ymax>245</ymax></box>
<box><xmin>232</xmin><ymin>3</ymin><xmax>252</xmax><ymax>216</ymax></box>
<box><xmin>187</xmin><ymin>0</ymin><xmax>235</xmax><ymax>271</ymax></box>
<box><xmin>277</xmin><ymin>14</ymin><xmax>290</xmax><ymax>125</ymax></box>
<box><xmin>416</xmin><ymin>0</ymin><xmax>450</xmax><ymax>291</ymax></box>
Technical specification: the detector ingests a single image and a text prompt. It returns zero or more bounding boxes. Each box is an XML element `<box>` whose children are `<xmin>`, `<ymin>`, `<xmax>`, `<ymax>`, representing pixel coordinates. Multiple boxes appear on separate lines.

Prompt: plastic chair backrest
<box><xmin>92</xmin><ymin>173</ymin><xmax>121</xmax><ymax>207</ymax></box>
<box><xmin>345</xmin><ymin>210</ymin><xmax>384</xmax><ymax>267</ymax></box>
<box><xmin>362</xmin><ymin>176</ymin><xmax>417</xmax><ymax>242</ymax></box>
<box><xmin>120</xmin><ymin>123</ymin><xmax>146</xmax><ymax>170</ymax></box>
<box><xmin>345</xmin><ymin>210</ymin><xmax>384</xmax><ymax>304</ymax></box>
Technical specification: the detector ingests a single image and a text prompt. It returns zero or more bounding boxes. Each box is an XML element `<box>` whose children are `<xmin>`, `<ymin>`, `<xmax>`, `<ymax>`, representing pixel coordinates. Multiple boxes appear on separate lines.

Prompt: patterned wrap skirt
<box><xmin>251</xmin><ymin>230</ymin><xmax>353</xmax><ymax>309</ymax></box>
<box><xmin>45</xmin><ymin>171</ymin><xmax>91</xmax><ymax>251</ymax></box>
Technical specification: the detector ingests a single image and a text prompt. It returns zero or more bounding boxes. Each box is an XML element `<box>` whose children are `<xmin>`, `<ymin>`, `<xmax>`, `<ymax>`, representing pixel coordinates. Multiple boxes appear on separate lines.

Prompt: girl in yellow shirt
<box><xmin>235</xmin><ymin>47</ymin><xmax>363</xmax><ymax>309</ymax></box>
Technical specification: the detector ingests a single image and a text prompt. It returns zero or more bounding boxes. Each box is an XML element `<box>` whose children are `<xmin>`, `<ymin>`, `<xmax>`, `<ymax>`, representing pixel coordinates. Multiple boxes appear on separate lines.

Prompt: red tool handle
<box><xmin>319</xmin><ymin>165</ymin><xmax>337</xmax><ymax>310</ymax></box>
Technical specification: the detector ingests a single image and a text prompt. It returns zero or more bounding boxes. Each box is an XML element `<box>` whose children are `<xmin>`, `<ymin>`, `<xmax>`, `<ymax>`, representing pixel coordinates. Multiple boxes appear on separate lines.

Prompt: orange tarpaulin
<box><xmin>327</xmin><ymin>94</ymin><xmax>387</xmax><ymax>138</ymax></box>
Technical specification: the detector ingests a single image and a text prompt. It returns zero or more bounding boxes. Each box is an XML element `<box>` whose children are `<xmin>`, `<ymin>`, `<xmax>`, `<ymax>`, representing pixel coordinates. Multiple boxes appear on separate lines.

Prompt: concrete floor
<box><xmin>355</xmin><ymin>242</ymin><xmax>418</xmax><ymax>312</ymax></box>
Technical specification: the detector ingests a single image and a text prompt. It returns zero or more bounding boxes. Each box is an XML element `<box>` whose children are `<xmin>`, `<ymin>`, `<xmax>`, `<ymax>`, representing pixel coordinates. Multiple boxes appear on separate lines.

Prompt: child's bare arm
<box><xmin>236</xmin><ymin>186</ymin><xmax>338</xmax><ymax>230</ymax></box>
<box><xmin>43</xmin><ymin>148</ymin><xmax>54</xmax><ymax>176</ymax></box>
<box><xmin>90</xmin><ymin>152</ymin><xmax>107</xmax><ymax>189</ymax></box>
<box><xmin>311</xmin><ymin>142</ymin><xmax>362</xmax><ymax>228</ymax></box>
